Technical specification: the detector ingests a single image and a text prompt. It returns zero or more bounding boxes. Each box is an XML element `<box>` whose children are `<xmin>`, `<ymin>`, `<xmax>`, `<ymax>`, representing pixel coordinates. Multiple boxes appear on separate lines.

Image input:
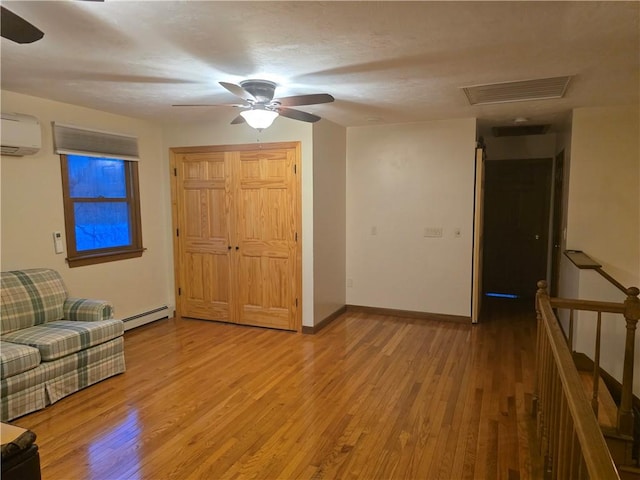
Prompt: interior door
<box><xmin>471</xmin><ymin>147</ymin><xmax>485</xmax><ymax>323</ymax></box>
<box><xmin>482</xmin><ymin>158</ymin><xmax>552</xmax><ymax>299</ymax></box>
<box><xmin>234</xmin><ymin>148</ymin><xmax>299</xmax><ymax>330</ymax></box>
<box><xmin>176</xmin><ymin>152</ymin><xmax>234</xmax><ymax>322</ymax></box>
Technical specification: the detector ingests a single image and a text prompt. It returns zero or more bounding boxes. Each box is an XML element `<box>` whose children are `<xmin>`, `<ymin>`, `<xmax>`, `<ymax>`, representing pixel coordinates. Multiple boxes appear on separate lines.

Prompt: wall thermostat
<box><xmin>53</xmin><ymin>231</ymin><xmax>64</xmax><ymax>254</ymax></box>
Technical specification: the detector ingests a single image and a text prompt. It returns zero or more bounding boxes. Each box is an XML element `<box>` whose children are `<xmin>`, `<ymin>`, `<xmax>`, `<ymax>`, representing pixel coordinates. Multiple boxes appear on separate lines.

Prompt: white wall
<box><xmin>563</xmin><ymin>105</ymin><xmax>640</xmax><ymax>394</ymax></box>
<box><xmin>555</xmin><ymin>113</ymin><xmax>573</xmax><ymax>258</ymax></box>
<box><xmin>312</xmin><ymin>119</ymin><xmax>347</xmax><ymax>323</ymax></box>
<box><xmin>160</xmin><ymin>117</ymin><xmax>317</xmax><ymax>326</ymax></box>
<box><xmin>555</xmin><ymin>113</ymin><xmax>575</xmax><ymax>333</ymax></box>
<box><xmin>346</xmin><ymin>118</ymin><xmax>476</xmax><ymax>317</ymax></box>
<box><xmin>0</xmin><ymin>91</ymin><xmax>172</xmax><ymax>320</ymax></box>
<box><xmin>566</xmin><ymin>106</ymin><xmax>640</xmax><ymax>287</ymax></box>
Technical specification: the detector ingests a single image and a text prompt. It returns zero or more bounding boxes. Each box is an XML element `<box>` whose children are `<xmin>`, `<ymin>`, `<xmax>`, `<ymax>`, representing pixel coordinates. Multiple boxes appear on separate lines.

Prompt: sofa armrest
<box><xmin>63</xmin><ymin>298</ymin><xmax>113</xmax><ymax>322</ymax></box>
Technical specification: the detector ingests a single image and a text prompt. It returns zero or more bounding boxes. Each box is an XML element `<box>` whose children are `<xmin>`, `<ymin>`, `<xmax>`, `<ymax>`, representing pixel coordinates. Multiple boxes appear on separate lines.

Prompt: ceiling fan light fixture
<box><xmin>240</xmin><ymin>108</ymin><xmax>279</xmax><ymax>130</ymax></box>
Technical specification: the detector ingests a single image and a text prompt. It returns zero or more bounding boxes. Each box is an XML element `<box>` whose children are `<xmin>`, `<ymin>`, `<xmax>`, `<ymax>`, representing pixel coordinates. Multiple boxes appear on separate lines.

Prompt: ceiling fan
<box><xmin>174</xmin><ymin>79</ymin><xmax>335</xmax><ymax>130</ymax></box>
<box><xmin>0</xmin><ymin>6</ymin><xmax>44</xmax><ymax>44</ymax></box>
<box><xmin>1</xmin><ymin>1</ymin><xmax>102</xmax><ymax>44</ymax></box>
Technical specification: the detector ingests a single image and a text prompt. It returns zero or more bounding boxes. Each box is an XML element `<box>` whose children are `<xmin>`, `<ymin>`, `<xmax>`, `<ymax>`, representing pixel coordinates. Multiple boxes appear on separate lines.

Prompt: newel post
<box><xmin>532</xmin><ymin>280</ymin><xmax>548</xmax><ymax>416</ymax></box>
<box><xmin>618</xmin><ymin>286</ymin><xmax>640</xmax><ymax>437</ymax></box>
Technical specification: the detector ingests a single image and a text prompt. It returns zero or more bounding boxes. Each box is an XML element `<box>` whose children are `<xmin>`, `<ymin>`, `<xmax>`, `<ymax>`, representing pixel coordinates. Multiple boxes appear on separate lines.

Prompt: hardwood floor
<box><xmin>13</xmin><ymin>298</ymin><xmax>543</xmax><ymax>479</ymax></box>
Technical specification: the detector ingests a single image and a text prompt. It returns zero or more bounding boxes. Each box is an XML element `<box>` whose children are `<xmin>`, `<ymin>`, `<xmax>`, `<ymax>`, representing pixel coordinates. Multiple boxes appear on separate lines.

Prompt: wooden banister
<box><xmin>534</xmin><ymin>281</ymin><xmax>620</xmax><ymax>479</ymax></box>
<box><xmin>564</xmin><ymin>250</ymin><xmax>628</xmax><ymax>294</ymax></box>
<box><xmin>599</xmin><ymin>270</ymin><xmax>629</xmax><ymax>295</ymax></box>
<box><xmin>618</xmin><ymin>287</ymin><xmax>640</xmax><ymax>436</ymax></box>
<box><xmin>549</xmin><ymin>297</ymin><xmax>625</xmax><ymax>314</ymax></box>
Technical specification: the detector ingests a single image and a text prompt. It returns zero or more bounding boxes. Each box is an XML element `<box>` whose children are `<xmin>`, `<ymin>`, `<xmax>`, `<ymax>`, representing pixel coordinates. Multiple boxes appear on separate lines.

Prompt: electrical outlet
<box><xmin>347</xmin><ymin>278</ymin><xmax>353</xmax><ymax>288</ymax></box>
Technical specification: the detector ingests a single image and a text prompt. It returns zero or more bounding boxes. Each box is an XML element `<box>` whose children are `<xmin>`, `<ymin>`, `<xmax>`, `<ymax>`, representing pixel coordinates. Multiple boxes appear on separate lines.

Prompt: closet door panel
<box><xmin>235</xmin><ymin>149</ymin><xmax>296</xmax><ymax>330</ymax></box>
<box><xmin>176</xmin><ymin>152</ymin><xmax>234</xmax><ymax>323</ymax></box>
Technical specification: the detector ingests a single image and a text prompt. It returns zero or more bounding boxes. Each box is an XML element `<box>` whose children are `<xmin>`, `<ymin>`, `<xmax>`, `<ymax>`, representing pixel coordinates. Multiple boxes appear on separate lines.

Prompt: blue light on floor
<box><xmin>485</xmin><ymin>292</ymin><xmax>520</xmax><ymax>299</ymax></box>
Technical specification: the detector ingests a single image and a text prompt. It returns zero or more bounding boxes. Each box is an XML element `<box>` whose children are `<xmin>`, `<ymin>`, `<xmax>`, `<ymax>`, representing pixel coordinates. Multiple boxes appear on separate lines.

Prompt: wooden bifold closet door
<box><xmin>171</xmin><ymin>142</ymin><xmax>301</xmax><ymax>332</ymax></box>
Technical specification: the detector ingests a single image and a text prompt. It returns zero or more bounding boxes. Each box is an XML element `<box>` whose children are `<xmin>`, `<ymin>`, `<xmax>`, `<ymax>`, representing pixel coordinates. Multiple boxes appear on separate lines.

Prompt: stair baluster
<box><xmin>618</xmin><ymin>287</ymin><xmax>640</xmax><ymax>438</ymax></box>
<box><xmin>593</xmin><ymin>312</ymin><xmax>602</xmax><ymax>417</ymax></box>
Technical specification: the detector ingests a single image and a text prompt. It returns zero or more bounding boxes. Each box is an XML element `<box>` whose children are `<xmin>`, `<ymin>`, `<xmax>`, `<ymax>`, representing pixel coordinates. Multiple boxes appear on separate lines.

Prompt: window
<box><xmin>54</xmin><ymin>122</ymin><xmax>144</xmax><ymax>267</ymax></box>
<box><xmin>61</xmin><ymin>154</ymin><xmax>143</xmax><ymax>267</ymax></box>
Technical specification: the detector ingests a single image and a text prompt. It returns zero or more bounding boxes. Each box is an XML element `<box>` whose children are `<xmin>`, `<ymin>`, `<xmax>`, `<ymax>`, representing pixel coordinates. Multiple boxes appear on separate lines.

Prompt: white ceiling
<box><xmin>1</xmin><ymin>1</ymin><xmax>638</xmax><ymax>135</ymax></box>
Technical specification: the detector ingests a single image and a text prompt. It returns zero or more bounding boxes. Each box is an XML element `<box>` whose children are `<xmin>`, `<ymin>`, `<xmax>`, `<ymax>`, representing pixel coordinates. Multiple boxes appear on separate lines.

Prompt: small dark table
<box><xmin>1</xmin><ymin>423</ymin><xmax>41</xmax><ymax>480</ymax></box>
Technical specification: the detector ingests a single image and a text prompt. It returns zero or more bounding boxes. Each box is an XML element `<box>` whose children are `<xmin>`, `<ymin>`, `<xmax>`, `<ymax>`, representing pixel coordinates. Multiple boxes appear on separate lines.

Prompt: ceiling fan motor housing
<box><xmin>240</xmin><ymin>80</ymin><xmax>277</xmax><ymax>103</ymax></box>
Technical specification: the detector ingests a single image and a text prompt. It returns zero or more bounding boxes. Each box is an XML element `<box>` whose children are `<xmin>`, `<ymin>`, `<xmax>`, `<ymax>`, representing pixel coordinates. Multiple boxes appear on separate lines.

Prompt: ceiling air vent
<box><xmin>462</xmin><ymin>76</ymin><xmax>572</xmax><ymax>105</ymax></box>
<box><xmin>492</xmin><ymin>124</ymin><xmax>551</xmax><ymax>137</ymax></box>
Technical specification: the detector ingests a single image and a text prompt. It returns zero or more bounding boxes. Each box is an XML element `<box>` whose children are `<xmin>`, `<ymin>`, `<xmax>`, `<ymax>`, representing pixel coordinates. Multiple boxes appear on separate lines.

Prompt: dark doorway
<box><xmin>550</xmin><ymin>150</ymin><xmax>565</xmax><ymax>297</ymax></box>
<box><xmin>482</xmin><ymin>158</ymin><xmax>552</xmax><ymax>299</ymax></box>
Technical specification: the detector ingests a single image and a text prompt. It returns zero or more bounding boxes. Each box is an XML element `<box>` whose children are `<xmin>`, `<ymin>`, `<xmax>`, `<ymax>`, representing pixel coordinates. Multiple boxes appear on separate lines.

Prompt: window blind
<box><xmin>53</xmin><ymin>122</ymin><xmax>139</xmax><ymax>161</ymax></box>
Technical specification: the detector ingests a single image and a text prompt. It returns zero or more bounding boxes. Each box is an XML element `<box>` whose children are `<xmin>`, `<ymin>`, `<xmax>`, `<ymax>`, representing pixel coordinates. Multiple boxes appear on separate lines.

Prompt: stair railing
<box><xmin>533</xmin><ymin>280</ymin><xmax>620</xmax><ymax>479</ymax></box>
<box><xmin>556</xmin><ymin>250</ymin><xmax>640</xmax><ymax>439</ymax></box>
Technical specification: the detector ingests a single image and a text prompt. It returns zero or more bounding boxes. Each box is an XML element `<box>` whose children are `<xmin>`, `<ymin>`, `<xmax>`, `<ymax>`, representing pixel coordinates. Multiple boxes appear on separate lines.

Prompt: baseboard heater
<box><xmin>122</xmin><ymin>305</ymin><xmax>171</xmax><ymax>331</ymax></box>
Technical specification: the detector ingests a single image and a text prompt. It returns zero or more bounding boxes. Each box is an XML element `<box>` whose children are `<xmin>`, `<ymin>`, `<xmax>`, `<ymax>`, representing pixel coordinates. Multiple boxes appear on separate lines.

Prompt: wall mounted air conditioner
<box><xmin>1</xmin><ymin>113</ymin><xmax>42</xmax><ymax>156</ymax></box>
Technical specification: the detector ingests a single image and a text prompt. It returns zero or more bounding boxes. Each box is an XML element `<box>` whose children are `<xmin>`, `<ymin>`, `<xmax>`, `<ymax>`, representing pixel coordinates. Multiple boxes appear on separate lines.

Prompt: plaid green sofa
<box><xmin>1</xmin><ymin>268</ymin><xmax>125</xmax><ymax>421</ymax></box>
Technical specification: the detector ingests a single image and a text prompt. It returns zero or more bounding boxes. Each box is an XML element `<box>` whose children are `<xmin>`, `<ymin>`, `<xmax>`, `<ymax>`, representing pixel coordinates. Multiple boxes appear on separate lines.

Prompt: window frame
<box><xmin>60</xmin><ymin>154</ymin><xmax>144</xmax><ymax>267</ymax></box>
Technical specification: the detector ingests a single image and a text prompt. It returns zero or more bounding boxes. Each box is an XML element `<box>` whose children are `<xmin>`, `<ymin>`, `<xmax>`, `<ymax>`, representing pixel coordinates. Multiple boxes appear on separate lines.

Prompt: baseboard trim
<box><xmin>302</xmin><ymin>306</ymin><xmax>347</xmax><ymax>334</ymax></box>
<box><xmin>122</xmin><ymin>306</ymin><xmax>171</xmax><ymax>331</ymax></box>
<box><xmin>346</xmin><ymin>305</ymin><xmax>471</xmax><ymax>324</ymax></box>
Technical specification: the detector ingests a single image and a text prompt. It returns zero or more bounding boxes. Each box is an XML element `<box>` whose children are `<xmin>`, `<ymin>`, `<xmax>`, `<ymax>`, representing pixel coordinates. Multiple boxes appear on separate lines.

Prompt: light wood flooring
<box><xmin>14</xmin><ymin>298</ymin><xmax>543</xmax><ymax>479</ymax></box>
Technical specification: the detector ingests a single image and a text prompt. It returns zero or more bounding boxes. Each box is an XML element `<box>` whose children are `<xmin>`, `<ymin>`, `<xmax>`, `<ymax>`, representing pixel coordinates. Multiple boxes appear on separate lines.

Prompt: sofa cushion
<box><xmin>2</xmin><ymin>320</ymin><xmax>124</xmax><ymax>361</ymax></box>
<box><xmin>0</xmin><ymin>342</ymin><xmax>41</xmax><ymax>379</ymax></box>
<box><xmin>1</xmin><ymin>269</ymin><xmax>67</xmax><ymax>334</ymax></box>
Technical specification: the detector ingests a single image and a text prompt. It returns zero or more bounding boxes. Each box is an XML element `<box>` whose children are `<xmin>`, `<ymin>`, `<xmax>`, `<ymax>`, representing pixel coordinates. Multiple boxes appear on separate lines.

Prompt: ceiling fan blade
<box><xmin>172</xmin><ymin>103</ymin><xmax>245</xmax><ymax>107</ymax></box>
<box><xmin>0</xmin><ymin>6</ymin><xmax>44</xmax><ymax>44</ymax></box>
<box><xmin>220</xmin><ymin>82</ymin><xmax>256</xmax><ymax>102</ymax></box>
<box><xmin>277</xmin><ymin>107</ymin><xmax>322</xmax><ymax>123</ymax></box>
<box><xmin>230</xmin><ymin>114</ymin><xmax>246</xmax><ymax>125</ymax></box>
<box><xmin>276</xmin><ymin>93</ymin><xmax>335</xmax><ymax>107</ymax></box>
